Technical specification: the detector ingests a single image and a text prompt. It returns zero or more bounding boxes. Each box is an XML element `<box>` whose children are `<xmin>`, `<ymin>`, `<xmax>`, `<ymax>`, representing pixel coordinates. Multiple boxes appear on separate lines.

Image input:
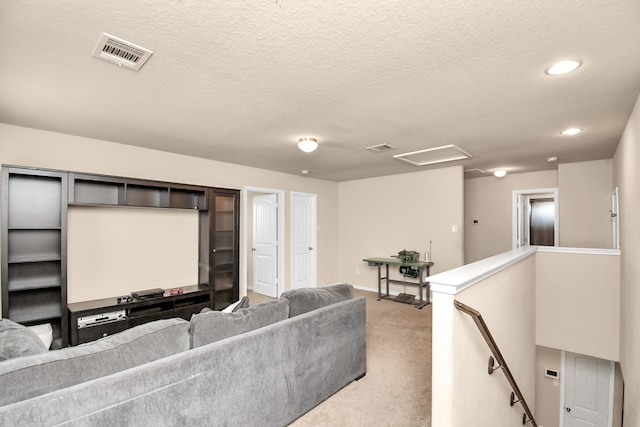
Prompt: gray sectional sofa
<box><xmin>0</xmin><ymin>284</ymin><xmax>366</xmax><ymax>426</ymax></box>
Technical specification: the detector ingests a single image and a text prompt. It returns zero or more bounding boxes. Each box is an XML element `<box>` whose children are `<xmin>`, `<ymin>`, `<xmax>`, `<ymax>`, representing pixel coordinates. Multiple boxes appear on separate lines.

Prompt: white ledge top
<box><xmin>429</xmin><ymin>246</ymin><xmax>620</xmax><ymax>295</ymax></box>
<box><xmin>535</xmin><ymin>246</ymin><xmax>620</xmax><ymax>256</ymax></box>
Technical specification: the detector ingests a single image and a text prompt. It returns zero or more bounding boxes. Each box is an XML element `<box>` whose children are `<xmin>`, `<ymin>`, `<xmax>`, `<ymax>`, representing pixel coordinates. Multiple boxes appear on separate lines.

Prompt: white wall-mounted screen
<box><xmin>67</xmin><ymin>206</ymin><xmax>199</xmax><ymax>303</ymax></box>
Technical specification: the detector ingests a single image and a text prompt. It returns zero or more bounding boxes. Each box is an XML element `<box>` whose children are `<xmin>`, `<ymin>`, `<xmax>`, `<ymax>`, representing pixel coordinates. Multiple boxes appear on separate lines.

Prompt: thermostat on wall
<box><xmin>545</xmin><ymin>368</ymin><xmax>559</xmax><ymax>379</ymax></box>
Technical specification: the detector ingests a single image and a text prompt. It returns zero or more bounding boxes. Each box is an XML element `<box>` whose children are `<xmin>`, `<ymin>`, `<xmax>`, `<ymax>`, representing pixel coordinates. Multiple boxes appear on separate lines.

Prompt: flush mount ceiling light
<box><xmin>298</xmin><ymin>137</ymin><xmax>318</xmax><ymax>153</ymax></box>
<box><xmin>493</xmin><ymin>170</ymin><xmax>507</xmax><ymax>178</ymax></box>
<box><xmin>560</xmin><ymin>128</ymin><xmax>583</xmax><ymax>136</ymax></box>
<box><xmin>545</xmin><ymin>60</ymin><xmax>582</xmax><ymax>75</ymax></box>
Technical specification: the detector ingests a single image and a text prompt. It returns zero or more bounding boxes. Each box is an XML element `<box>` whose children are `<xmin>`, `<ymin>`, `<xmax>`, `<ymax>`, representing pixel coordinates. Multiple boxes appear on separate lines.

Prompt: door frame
<box><xmin>242</xmin><ymin>186</ymin><xmax>285</xmax><ymax>298</ymax></box>
<box><xmin>559</xmin><ymin>351</ymin><xmax>615</xmax><ymax>427</ymax></box>
<box><xmin>512</xmin><ymin>188</ymin><xmax>559</xmax><ymax>249</ymax></box>
<box><xmin>290</xmin><ymin>191</ymin><xmax>318</xmax><ymax>290</ymax></box>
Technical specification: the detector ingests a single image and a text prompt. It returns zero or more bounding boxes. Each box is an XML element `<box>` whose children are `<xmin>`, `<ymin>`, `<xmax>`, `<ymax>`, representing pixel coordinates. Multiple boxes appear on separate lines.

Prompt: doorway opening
<box><xmin>512</xmin><ymin>188</ymin><xmax>559</xmax><ymax>249</ymax></box>
<box><xmin>242</xmin><ymin>186</ymin><xmax>285</xmax><ymax>298</ymax></box>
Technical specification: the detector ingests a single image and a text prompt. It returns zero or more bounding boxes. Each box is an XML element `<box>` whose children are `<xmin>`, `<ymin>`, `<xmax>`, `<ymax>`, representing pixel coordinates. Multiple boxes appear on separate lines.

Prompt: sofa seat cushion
<box><xmin>0</xmin><ymin>319</ymin><xmax>48</xmax><ymax>361</ymax></box>
<box><xmin>189</xmin><ymin>298</ymin><xmax>289</xmax><ymax>348</ymax></box>
<box><xmin>0</xmin><ymin>317</ymin><xmax>190</xmax><ymax>406</ymax></box>
<box><xmin>281</xmin><ymin>283</ymin><xmax>354</xmax><ymax>317</ymax></box>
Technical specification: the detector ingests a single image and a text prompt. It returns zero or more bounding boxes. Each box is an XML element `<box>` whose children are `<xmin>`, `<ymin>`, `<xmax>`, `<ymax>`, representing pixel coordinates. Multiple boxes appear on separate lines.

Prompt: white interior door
<box><xmin>611</xmin><ymin>187</ymin><xmax>619</xmax><ymax>250</ymax></box>
<box><xmin>252</xmin><ymin>193</ymin><xmax>278</xmax><ymax>297</ymax></box>
<box><xmin>515</xmin><ymin>193</ymin><xmax>528</xmax><ymax>248</ymax></box>
<box><xmin>563</xmin><ymin>353</ymin><xmax>613</xmax><ymax>427</ymax></box>
<box><xmin>291</xmin><ymin>192</ymin><xmax>317</xmax><ymax>290</ymax></box>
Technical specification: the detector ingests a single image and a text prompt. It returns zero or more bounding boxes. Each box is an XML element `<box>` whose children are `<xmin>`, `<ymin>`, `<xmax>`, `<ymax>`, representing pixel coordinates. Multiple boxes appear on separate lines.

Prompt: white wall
<box><xmin>1</xmin><ymin>124</ymin><xmax>469</xmax><ymax>307</ymax></box>
<box><xmin>430</xmin><ymin>246</ymin><xmax>622</xmax><ymax>427</ymax></box>
<box><xmin>0</xmin><ymin>123</ymin><xmax>340</xmax><ymax>305</ymax></box>
<box><xmin>535</xmin><ymin>346</ymin><xmax>562</xmax><ymax>427</ymax></box>
<box><xmin>535</xmin><ymin>249</ymin><xmax>620</xmax><ymax>362</ymax></box>
<box><xmin>558</xmin><ymin>159</ymin><xmax>614</xmax><ymax>248</ymax></box>
<box><xmin>464</xmin><ymin>170</ymin><xmax>558</xmax><ymax>263</ymax></box>
<box><xmin>67</xmin><ymin>207</ymin><xmax>199</xmax><ymax>302</ymax></box>
<box><xmin>430</xmin><ymin>251</ymin><xmax>537</xmax><ymax>427</ymax></box>
<box><xmin>465</xmin><ymin>162</ymin><xmax>616</xmax><ymax>264</ymax></box>
<box><xmin>613</xmin><ymin>92</ymin><xmax>640</xmax><ymax>426</ymax></box>
<box><xmin>338</xmin><ymin>166</ymin><xmax>464</xmax><ymax>295</ymax></box>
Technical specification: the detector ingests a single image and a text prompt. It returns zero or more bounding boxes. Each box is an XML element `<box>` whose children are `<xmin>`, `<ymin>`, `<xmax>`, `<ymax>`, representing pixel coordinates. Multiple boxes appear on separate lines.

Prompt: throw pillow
<box><xmin>222</xmin><ymin>296</ymin><xmax>250</xmax><ymax>313</ymax></box>
<box><xmin>27</xmin><ymin>323</ymin><xmax>54</xmax><ymax>349</ymax></box>
<box><xmin>0</xmin><ymin>319</ymin><xmax>48</xmax><ymax>361</ymax></box>
<box><xmin>280</xmin><ymin>283</ymin><xmax>354</xmax><ymax>317</ymax></box>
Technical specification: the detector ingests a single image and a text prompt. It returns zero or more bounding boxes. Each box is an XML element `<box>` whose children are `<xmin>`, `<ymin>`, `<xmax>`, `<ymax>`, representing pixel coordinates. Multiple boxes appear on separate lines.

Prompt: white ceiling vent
<box><xmin>366</xmin><ymin>143</ymin><xmax>396</xmax><ymax>153</ymax></box>
<box><xmin>464</xmin><ymin>168</ymin><xmax>487</xmax><ymax>178</ymax></box>
<box><xmin>393</xmin><ymin>144</ymin><xmax>471</xmax><ymax>166</ymax></box>
<box><xmin>92</xmin><ymin>33</ymin><xmax>153</xmax><ymax>71</ymax></box>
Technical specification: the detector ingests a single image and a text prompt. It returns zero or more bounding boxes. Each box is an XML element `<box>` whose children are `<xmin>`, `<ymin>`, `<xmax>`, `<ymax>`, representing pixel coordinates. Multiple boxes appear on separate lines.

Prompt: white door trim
<box><xmin>559</xmin><ymin>351</ymin><xmax>615</xmax><ymax>427</ymax></box>
<box><xmin>290</xmin><ymin>191</ymin><xmax>318</xmax><ymax>290</ymax></box>
<box><xmin>242</xmin><ymin>186</ymin><xmax>285</xmax><ymax>298</ymax></box>
<box><xmin>512</xmin><ymin>188</ymin><xmax>559</xmax><ymax>249</ymax></box>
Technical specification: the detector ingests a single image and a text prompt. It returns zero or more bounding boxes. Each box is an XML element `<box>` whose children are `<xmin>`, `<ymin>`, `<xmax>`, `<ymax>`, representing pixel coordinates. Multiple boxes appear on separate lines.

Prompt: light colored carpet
<box><xmin>248</xmin><ymin>289</ymin><xmax>432</xmax><ymax>426</ymax></box>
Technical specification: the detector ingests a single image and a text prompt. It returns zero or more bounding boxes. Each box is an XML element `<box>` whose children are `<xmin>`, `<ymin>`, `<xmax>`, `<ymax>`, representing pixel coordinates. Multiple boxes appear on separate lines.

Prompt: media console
<box><xmin>68</xmin><ymin>285</ymin><xmax>210</xmax><ymax>345</ymax></box>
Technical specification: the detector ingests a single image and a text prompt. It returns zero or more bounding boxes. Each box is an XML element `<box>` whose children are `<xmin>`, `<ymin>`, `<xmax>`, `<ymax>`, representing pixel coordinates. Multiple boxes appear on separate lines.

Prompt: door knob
<box><xmin>309</xmin><ymin>247</ymin><xmax>314</xmax><ymax>250</ymax></box>
<box><xmin>252</xmin><ymin>248</ymin><xmax>256</xmax><ymax>251</ymax></box>
<box><xmin>566</xmin><ymin>407</ymin><xmax>571</xmax><ymax>413</ymax></box>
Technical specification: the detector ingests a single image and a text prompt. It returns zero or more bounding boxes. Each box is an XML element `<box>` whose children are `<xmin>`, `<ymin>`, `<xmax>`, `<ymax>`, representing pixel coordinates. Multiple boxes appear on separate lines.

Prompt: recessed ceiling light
<box><xmin>560</xmin><ymin>128</ymin><xmax>583</xmax><ymax>136</ymax></box>
<box><xmin>298</xmin><ymin>137</ymin><xmax>318</xmax><ymax>153</ymax></box>
<box><xmin>545</xmin><ymin>60</ymin><xmax>582</xmax><ymax>75</ymax></box>
<box><xmin>493</xmin><ymin>170</ymin><xmax>507</xmax><ymax>178</ymax></box>
<box><xmin>547</xmin><ymin>156</ymin><xmax>558</xmax><ymax>163</ymax></box>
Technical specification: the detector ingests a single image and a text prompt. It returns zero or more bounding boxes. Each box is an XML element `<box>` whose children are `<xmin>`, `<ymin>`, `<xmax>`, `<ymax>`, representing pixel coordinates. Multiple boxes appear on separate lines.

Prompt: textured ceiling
<box><xmin>1</xmin><ymin>1</ymin><xmax>639</xmax><ymax>181</ymax></box>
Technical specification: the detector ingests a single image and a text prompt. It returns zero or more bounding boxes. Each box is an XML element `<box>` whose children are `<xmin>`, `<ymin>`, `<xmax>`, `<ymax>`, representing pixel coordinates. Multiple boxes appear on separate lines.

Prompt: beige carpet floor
<box><xmin>248</xmin><ymin>289</ymin><xmax>432</xmax><ymax>426</ymax></box>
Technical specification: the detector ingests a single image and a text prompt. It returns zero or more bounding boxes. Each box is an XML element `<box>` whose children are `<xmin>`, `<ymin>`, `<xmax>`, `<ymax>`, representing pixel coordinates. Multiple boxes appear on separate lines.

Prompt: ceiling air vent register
<box><xmin>366</xmin><ymin>143</ymin><xmax>396</xmax><ymax>153</ymax></box>
<box><xmin>92</xmin><ymin>33</ymin><xmax>153</xmax><ymax>71</ymax></box>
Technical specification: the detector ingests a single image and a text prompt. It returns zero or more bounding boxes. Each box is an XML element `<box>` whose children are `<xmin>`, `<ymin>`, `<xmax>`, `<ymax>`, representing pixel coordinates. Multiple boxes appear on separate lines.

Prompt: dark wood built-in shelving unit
<box><xmin>1</xmin><ymin>166</ymin><xmax>240</xmax><ymax>347</ymax></box>
<box><xmin>2</xmin><ymin>167</ymin><xmax>68</xmax><ymax>348</ymax></box>
<box><xmin>209</xmin><ymin>189</ymin><xmax>240</xmax><ymax>310</ymax></box>
<box><xmin>68</xmin><ymin>173</ymin><xmax>207</xmax><ymax>210</ymax></box>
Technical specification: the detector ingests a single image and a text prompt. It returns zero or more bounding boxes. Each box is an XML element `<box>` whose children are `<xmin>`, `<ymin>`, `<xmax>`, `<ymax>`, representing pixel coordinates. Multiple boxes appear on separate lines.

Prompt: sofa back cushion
<box><xmin>189</xmin><ymin>298</ymin><xmax>289</xmax><ymax>349</ymax></box>
<box><xmin>0</xmin><ymin>317</ymin><xmax>189</xmax><ymax>406</ymax></box>
<box><xmin>281</xmin><ymin>283</ymin><xmax>354</xmax><ymax>317</ymax></box>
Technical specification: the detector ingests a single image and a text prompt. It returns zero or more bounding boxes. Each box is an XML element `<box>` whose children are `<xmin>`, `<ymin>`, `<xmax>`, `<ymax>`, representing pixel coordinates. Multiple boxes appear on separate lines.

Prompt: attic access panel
<box><xmin>393</xmin><ymin>144</ymin><xmax>471</xmax><ymax>166</ymax></box>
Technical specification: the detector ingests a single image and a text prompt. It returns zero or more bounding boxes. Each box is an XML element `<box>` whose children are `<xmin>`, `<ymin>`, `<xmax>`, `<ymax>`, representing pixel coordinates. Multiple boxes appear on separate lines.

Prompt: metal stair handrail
<box><xmin>454</xmin><ymin>300</ymin><xmax>538</xmax><ymax>426</ymax></box>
